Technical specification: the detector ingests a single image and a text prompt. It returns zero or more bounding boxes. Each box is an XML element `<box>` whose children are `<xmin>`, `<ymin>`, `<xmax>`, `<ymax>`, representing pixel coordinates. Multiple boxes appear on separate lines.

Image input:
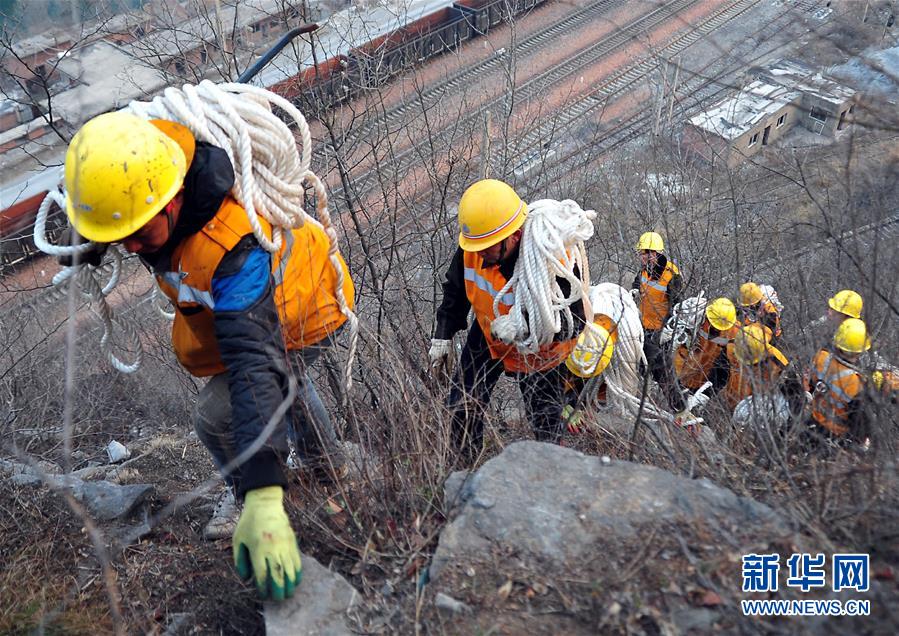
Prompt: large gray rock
<box><xmin>426</xmin><ymin>442</ymin><xmax>798</xmax><ymax>634</ymax></box>
<box><xmin>432</xmin><ymin>441</ymin><xmax>788</xmax><ymax>579</ymax></box>
<box><xmin>265</xmin><ymin>553</ymin><xmax>361</xmax><ymax>636</ymax></box>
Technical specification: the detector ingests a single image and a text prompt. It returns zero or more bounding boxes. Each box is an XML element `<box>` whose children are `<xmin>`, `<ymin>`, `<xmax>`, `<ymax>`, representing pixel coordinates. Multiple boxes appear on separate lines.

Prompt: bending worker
<box><xmin>806</xmin><ymin>318</ymin><xmax>871</xmax><ymax>443</ymax></box>
<box><xmin>738</xmin><ymin>282</ymin><xmax>782</xmax><ymax>342</ymax></box>
<box><xmin>632</xmin><ymin>231</ymin><xmax>686</xmax><ymax>410</ymax></box>
<box><xmin>722</xmin><ymin>323</ymin><xmax>790</xmax><ymax>412</ymax></box>
<box><xmin>63</xmin><ymin>112</ymin><xmax>355</xmax><ymax>600</ymax></box>
<box><xmin>429</xmin><ymin>179</ymin><xmax>583</xmax><ymax>459</ymax></box>
<box><xmin>674</xmin><ymin>297</ymin><xmax>738</xmax><ymax>394</ymax></box>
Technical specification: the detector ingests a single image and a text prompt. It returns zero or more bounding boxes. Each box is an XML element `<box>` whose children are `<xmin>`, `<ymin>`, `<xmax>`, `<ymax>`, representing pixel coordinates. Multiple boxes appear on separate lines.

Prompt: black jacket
<box><xmin>146</xmin><ymin>143</ymin><xmax>288</xmax><ymax>496</ymax></box>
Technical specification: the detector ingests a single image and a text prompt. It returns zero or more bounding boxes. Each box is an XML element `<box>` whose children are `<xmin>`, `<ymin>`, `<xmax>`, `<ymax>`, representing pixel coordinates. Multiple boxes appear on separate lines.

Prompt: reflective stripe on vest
<box><xmin>811</xmin><ymin>350</ymin><xmax>862</xmax><ymax>435</ymax></box>
<box><xmin>464</xmin><ymin>267</ymin><xmax>516</xmax><ymax>306</ymax></box>
<box><xmin>639</xmin><ymin>274</ymin><xmax>668</xmax><ymax>293</ymax></box>
<box><xmin>160</xmin><ymin>270</ymin><xmax>215</xmax><ymax>309</ymax></box>
<box><xmin>639</xmin><ymin>260</ymin><xmax>678</xmax><ymax>330</ymax></box>
<box><xmin>699</xmin><ymin>329</ymin><xmax>730</xmax><ymax>346</ymax></box>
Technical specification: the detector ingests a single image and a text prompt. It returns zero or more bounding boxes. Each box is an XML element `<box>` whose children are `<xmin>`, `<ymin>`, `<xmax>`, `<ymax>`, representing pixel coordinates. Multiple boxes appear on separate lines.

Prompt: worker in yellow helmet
<box><xmin>561</xmin><ymin>318</ymin><xmax>617</xmax><ymax>432</ymax></box>
<box><xmin>674</xmin><ymin>297</ymin><xmax>738</xmax><ymax>393</ymax></box>
<box><xmin>805</xmin><ymin>318</ymin><xmax>871</xmax><ymax>442</ymax></box>
<box><xmin>631</xmin><ymin>231</ymin><xmax>686</xmax><ymax>411</ymax></box>
<box><xmin>722</xmin><ymin>323</ymin><xmax>790</xmax><ymax>412</ymax></box>
<box><xmin>63</xmin><ymin>112</ymin><xmax>357</xmax><ymax>600</ymax></box>
<box><xmin>429</xmin><ymin>179</ymin><xmax>583</xmax><ymax>458</ymax></box>
<box><xmin>738</xmin><ymin>282</ymin><xmax>782</xmax><ymax>342</ymax></box>
<box><xmin>826</xmin><ymin>289</ymin><xmax>863</xmax><ymax>325</ymax></box>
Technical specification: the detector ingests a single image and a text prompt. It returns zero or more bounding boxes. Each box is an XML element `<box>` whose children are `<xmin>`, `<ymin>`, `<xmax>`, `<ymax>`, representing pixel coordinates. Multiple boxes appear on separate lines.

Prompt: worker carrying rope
<box><xmin>429</xmin><ymin>179</ymin><xmax>594</xmax><ymax>461</ymax></box>
<box><xmin>37</xmin><ymin>81</ymin><xmax>359</xmax><ymax>601</ymax></box>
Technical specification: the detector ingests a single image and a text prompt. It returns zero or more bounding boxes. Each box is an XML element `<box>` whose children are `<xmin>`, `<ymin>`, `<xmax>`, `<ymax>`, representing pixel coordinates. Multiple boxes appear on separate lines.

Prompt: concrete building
<box><xmin>683</xmin><ymin>60</ymin><xmax>857</xmax><ymax>166</ymax></box>
<box><xmin>683</xmin><ymin>80</ymin><xmax>801</xmax><ymax>167</ymax></box>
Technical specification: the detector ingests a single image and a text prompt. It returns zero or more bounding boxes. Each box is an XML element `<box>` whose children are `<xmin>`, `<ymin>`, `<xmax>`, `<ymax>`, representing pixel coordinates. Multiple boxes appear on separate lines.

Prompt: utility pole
<box><xmin>666</xmin><ymin>56</ymin><xmax>681</xmax><ymax>129</ymax></box>
<box><xmin>481</xmin><ymin>111</ymin><xmax>492</xmax><ymax>179</ymax></box>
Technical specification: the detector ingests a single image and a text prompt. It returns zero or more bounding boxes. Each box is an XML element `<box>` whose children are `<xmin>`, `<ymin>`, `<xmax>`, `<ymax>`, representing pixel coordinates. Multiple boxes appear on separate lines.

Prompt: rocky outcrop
<box><xmin>429</xmin><ymin>441</ymin><xmax>796</xmax><ymax>634</ymax></box>
<box><xmin>265</xmin><ymin>554</ymin><xmax>361</xmax><ymax>636</ymax></box>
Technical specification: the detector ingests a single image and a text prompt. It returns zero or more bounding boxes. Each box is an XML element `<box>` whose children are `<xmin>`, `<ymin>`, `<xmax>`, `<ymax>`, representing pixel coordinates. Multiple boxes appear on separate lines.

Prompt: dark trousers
<box><xmin>447</xmin><ymin>321</ymin><xmax>566</xmax><ymax>457</ymax></box>
<box><xmin>643</xmin><ymin>329</ymin><xmax>686</xmax><ymax>411</ymax></box>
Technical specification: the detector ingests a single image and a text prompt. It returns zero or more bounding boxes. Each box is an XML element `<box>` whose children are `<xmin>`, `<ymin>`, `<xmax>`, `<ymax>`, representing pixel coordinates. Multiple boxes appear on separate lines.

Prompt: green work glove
<box><xmin>233</xmin><ymin>485</ymin><xmax>303</xmax><ymax>600</ymax></box>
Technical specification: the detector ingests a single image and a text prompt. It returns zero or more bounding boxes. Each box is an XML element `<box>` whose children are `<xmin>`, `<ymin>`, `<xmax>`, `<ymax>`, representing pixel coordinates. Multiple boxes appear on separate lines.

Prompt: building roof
<box><xmin>761</xmin><ymin>59</ymin><xmax>856</xmax><ymax>105</ymax></box>
<box><xmin>122</xmin><ymin>0</ymin><xmax>285</xmax><ymax>63</ymax></box>
<box><xmin>53</xmin><ymin>40</ymin><xmax>169</xmax><ymax>126</ymax></box>
<box><xmin>689</xmin><ymin>80</ymin><xmax>800</xmax><ymax>140</ymax></box>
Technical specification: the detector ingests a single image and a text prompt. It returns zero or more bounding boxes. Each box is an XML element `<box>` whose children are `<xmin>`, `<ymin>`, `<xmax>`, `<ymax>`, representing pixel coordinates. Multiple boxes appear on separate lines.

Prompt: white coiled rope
<box><xmin>33</xmin><ymin>189</ymin><xmax>142</xmax><ymax>373</ymax></box>
<box><xmin>34</xmin><ymin>81</ymin><xmax>358</xmax><ymax>390</ymax></box>
<box><xmin>660</xmin><ymin>293</ymin><xmax>707</xmax><ymax>348</ymax></box>
<box><xmin>490</xmin><ymin>199</ymin><xmax>596</xmax><ymax>353</ymax></box>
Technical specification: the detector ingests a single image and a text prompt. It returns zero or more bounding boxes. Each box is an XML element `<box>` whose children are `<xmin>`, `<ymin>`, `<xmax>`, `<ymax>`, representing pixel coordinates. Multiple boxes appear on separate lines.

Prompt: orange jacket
<box><xmin>674</xmin><ymin>320</ymin><xmax>736</xmax><ymax>390</ymax></box>
<box><xmin>722</xmin><ymin>342</ymin><xmax>789</xmax><ymax>411</ymax></box>
<box><xmin>742</xmin><ymin>300</ymin><xmax>782</xmax><ymax>339</ymax></box>
<box><xmin>156</xmin><ymin>197</ymin><xmax>354</xmax><ymax>376</ymax></box>
<box><xmin>807</xmin><ymin>349</ymin><xmax>864</xmax><ymax>436</ymax></box>
<box><xmin>638</xmin><ymin>260</ymin><xmax>680</xmax><ymax>330</ymax></box>
<box><xmin>463</xmin><ymin>250</ymin><xmax>575</xmax><ymax>373</ymax></box>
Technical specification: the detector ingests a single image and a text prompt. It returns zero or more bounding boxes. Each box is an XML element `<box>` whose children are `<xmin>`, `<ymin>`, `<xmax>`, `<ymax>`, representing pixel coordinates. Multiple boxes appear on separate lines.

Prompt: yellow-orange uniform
<box><xmin>806</xmin><ymin>349</ymin><xmax>865</xmax><ymax>437</ymax></box>
<box><xmin>722</xmin><ymin>343</ymin><xmax>789</xmax><ymax>411</ymax></box>
<box><xmin>674</xmin><ymin>320</ymin><xmax>737</xmax><ymax>390</ymax></box>
<box><xmin>156</xmin><ymin>197</ymin><xmax>353</xmax><ymax>377</ymax></box>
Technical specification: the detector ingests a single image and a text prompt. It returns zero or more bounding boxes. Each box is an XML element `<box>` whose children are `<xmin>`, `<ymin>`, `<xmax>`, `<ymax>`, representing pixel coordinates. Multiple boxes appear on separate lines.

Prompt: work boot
<box><xmin>203</xmin><ymin>488</ymin><xmax>240</xmax><ymax>540</ymax></box>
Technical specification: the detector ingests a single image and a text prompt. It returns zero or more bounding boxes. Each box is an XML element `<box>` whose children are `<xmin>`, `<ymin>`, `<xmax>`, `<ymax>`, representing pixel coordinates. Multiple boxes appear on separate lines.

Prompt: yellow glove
<box><xmin>233</xmin><ymin>486</ymin><xmax>302</xmax><ymax>600</ymax></box>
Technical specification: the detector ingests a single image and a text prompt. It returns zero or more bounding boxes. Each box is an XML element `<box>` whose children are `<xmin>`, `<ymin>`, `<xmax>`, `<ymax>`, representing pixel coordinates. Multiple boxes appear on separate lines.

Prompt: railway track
<box><xmin>334</xmin><ymin>0</ymin><xmax>626</xmax><ymax>149</ymax></box>
<box><xmin>330</xmin><ymin>0</ymin><xmax>758</xmax><ymax>209</ymax></box>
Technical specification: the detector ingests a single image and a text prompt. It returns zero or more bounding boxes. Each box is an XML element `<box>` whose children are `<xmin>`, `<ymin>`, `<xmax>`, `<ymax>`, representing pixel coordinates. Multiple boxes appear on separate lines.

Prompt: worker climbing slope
<box><xmin>674</xmin><ymin>297</ymin><xmax>738</xmax><ymax>394</ymax></box>
<box><xmin>51</xmin><ymin>84</ymin><xmax>357</xmax><ymax>602</ymax></box>
<box><xmin>430</xmin><ymin>179</ymin><xmax>594</xmax><ymax>460</ymax></box>
<box><xmin>722</xmin><ymin>323</ymin><xmax>790</xmax><ymax>412</ymax></box>
<box><xmin>632</xmin><ymin>231</ymin><xmax>686</xmax><ymax>411</ymax></box>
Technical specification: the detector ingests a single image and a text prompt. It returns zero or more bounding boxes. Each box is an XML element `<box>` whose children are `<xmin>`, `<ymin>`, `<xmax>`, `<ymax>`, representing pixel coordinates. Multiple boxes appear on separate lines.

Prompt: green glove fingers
<box><xmin>232</xmin><ymin>485</ymin><xmax>303</xmax><ymax>600</ymax></box>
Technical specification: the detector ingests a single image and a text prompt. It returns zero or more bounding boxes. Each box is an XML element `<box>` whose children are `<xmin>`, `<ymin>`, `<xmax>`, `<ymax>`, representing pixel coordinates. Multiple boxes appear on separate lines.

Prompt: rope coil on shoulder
<box><xmin>34</xmin><ymin>81</ymin><xmax>358</xmax><ymax>390</ymax></box>
<box><xmin>490</xmin><ymin>199</ymin><xmax>596</xmax><ymax>354</ymax></box>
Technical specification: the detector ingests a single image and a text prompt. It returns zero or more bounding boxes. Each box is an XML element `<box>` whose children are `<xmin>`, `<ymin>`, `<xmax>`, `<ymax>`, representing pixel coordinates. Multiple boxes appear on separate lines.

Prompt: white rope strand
<box><xmin>490</xmin><ymin>199</ymin><xmax>596</xmax><ymax>354</ymax></box>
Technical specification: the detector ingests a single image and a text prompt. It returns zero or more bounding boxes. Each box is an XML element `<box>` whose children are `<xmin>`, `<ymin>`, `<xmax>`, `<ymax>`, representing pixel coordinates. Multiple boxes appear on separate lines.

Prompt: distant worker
<box><xmin>826</xmin><ymin>289</ymin><xmax>863</xmax><ymax>326</ymax></box>
<box><xmin>806</xmin><ymin>318</ymin><xmax>871</xmax><ymax>443</ymax></box>
<box><xmin>738</xmin><ymin>282</ymin><xmax>782</xmax><ymax>342</ymax></box>
<box><xmin>632</xmin><ymin>231</ymin><xmax>685</xmax><ymax>410</ymax></box>
<box><xmin>62</xmin><ymin>112</ymin><xmax>355</xmax><ymax>600</ymax></box>
<box><xmin>429</xmin><ymin>179</ymin><xmax>583</xmax><ymax>459</ymax></box>
<box><xmin>674</xmin><ymin>297</ymin><xmax>737</xmax><ymax>394</ymax></box>
<box><xmin>722</xmin><ymin>322</ymin><xmax>789</xmax><ymax>412</ymax></box>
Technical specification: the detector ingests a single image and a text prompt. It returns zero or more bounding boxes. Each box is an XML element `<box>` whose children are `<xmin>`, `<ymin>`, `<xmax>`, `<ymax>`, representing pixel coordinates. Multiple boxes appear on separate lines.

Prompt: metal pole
<box><xmin>237</xmin><ymin>22</ymin><xmax>320</xmax><ymax>84</ymax></box>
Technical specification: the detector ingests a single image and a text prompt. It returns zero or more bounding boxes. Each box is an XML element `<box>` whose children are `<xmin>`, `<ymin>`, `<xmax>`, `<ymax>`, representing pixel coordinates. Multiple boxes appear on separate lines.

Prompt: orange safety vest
<box><xmin>808</xmin><ymin>349</ymin><xmax>863</xmax><ymax>436</ymax></box>
<box><xmin>722</xmin><ymin>342</ymin><xmax>789</xmax><ymax>411</ymax></box>
<box><xmin>463</xmin><ymin>251</ymin><xmax>576</xmax><ymax>373</ymax></box>
<box><xmin>638</xmin><ymin>260</ymin><xmax>679</xmax><ymax>331</ymax></box>
<box><xmin>156</xmin><ymin>197</ymin><xmax>354</xmax><ymax>377</ymax></box>
<box><xmin>742</xmin><ymin>300</ymin><xmax>782</xmax><ymax>338</ymax></box>
<box><xmin>674</xmin><ymin>320</ymin><xmax>736</xmax><ymax>390</ymax></box>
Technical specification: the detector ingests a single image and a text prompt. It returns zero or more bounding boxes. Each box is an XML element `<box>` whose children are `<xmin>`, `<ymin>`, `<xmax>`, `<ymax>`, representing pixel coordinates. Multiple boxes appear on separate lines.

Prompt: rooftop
<box><xmin>761</xmin><ymin>59</ymin><xmax>856</xmax><ymax>105</ymax></box>
<box><xmin>688</xmin><ymin>80</ymin><xmax>801</xmax><ymax>140</ymax></box>
<box><xmin>53</xmin><ymin>40</ymin><xmax>169</xmax><ymax>126</ymax></box>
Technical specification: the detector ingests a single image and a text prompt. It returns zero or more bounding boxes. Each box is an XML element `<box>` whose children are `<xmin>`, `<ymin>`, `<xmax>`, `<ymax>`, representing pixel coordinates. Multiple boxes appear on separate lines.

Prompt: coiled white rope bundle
<box><xmin>490</xmin><ymin>199</ymin><xmax>596</xmax><ymax>353</ymax></box>
<box><xmin>660</xmin><ymin>293</ymin><xmax>707</xmax><ymax>348</ymax></box>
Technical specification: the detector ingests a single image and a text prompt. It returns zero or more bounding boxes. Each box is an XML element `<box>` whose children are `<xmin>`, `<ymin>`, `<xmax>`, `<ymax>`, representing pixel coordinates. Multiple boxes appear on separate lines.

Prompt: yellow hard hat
<box><xmin>565</xmin><ymin>323</ymin><xmax>614</xmax><ymax>378</ymax></box>
<box><xmin>734</xmin><ymin>323</ymin><xmax>770</xmax><ymax>365</ymax></box>
<box><xmin>65</xmin><ymin>112</ymin><xmax>188</xmax><ymax>243</ymax></box>
<box><xmin>706</xmin><ymin>297</ymin><xmax>737</xmax><ymax>331</ymax></box>
<box><xmin>833</xmin><ymin>318</ymin><xmax>871</xmax><ymax>354</ymax></box>
<box><xmin>457</xmin><ymin>179</ymin><xmax>527</xmax><ymax>252</ymax></box>
<box><xmin>635</xmin><ymin>231</ymin><xmax>664</xmax><ymax>252</ymax></box>
<box><xmin>828</xmin><ymin>289</ymin><xmax>862</xmax><ymax>319</ymax></box>
<box><xmin>739</xmin><ymin>282</ymin><xmax>764</xmax><ymax>307</ymax></box>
